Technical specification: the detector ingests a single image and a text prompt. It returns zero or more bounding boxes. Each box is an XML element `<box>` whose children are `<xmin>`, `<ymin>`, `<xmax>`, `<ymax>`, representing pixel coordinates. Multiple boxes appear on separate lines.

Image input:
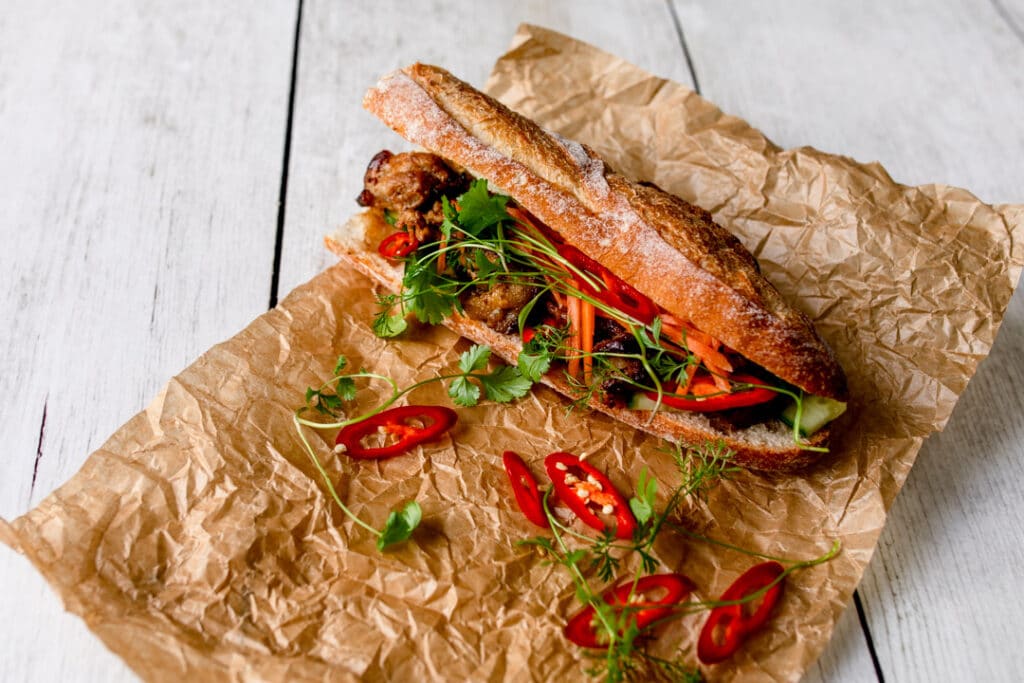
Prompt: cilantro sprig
<box><xmin>293</xmin><ymin>345</ymin><xmax>536</xmax><ymax>551</ymax></box>
<box><xmin>449</xmin><ymin>345</ymin><xmax>533</xmax><ymax>406</ymax></box>
<box><xmin>518</xmin><ymin>443</ymin><xmax>838</xmax><ymax>681</ymax></box>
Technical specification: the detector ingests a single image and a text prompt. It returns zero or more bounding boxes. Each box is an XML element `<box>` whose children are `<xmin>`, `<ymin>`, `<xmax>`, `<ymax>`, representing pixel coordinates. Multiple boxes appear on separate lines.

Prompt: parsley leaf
<box><xmin>479</xmin><ymin>365</ymin><xmax>533</xmax><ymax>403</ymax></box>
<box><xmin>448</xmin><ymin>376</ymin><xmax>481</xmax><ymax>407</ymax></box>
<box><xmin>455</xmin><ymin>179</ymin><xmax>510</xmax><ymax>236</ymax></box>
<box><xmin>377</xmin><ymin>500</ymin><xmax>422</xmax><ymax>551</ymax></box>
<box><xmin>458</xmin><ymin>344</ymin><xmax>491</xmax><ymax>373</ymax></box>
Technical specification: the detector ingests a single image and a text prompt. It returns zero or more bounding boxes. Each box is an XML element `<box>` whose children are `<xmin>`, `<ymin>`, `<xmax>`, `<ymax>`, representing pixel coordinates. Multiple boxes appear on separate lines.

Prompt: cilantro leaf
<box><xmin>479</xmin><ymin>365</ymin><xmax>533</xmax><ymax>403</ymax></box>
<box><xmin>402</xmin><ymin>258</ymin><xmax>458</xmax><ymax>325</ymax></box>
<box><xmin>473</xmin><ymin>250</ymin><xmax>502</xmax><ymax>282</ymax></box>
<box><xmin>440</xmin><ymin>196</ymin><xmax>457</xmax><ymax>241</ymax></box>
<box><xmin>334</xmin><ymin>355</ymin><xmax>348</xmax><ymax>375</ymax></box>
<box><xmin>335</xmin><ymin>376</ymin><xmax>357</xmax><ymax>402</ymax></box>
<box><xmin>448</xmin><ymin>376</ymin><xmax>481</xmax><ymax>407</ymax></box>
<box><xmin>629</xmin><ymin>466</ymin><xmax>658</xmax><ymax>526</ymax></box>
<box><xmin>458</xmin><ymin>344</ymin><xmax>491</xmax><ymax>373</ymax></box>
<box><xmin>518</xmin><ymin>338</ymin><xmax>553</xmax><ymax>382</ymax></box>
<box><xmin>377</xmin><ymin>500</ymin><xmax>422</xmax><ymax>551</ymax></box>
<box><xmin>455</xmin><ymin>179</ymin><xmax>510</xmax><ymax>236</ymax></box>
<box><xmin>383</xmin><ymin>209</ymin><xmax>397</xmax><ymax>226</ymax></box>
<box><xmin>305</xmin><ymin>388</ymin><xmax>343</xmax><ymax>416</ymax></box>
<box><xmin>373</xmin><ymin>309</ymin><xmax>408</xmax><ymax>338</ymax></box>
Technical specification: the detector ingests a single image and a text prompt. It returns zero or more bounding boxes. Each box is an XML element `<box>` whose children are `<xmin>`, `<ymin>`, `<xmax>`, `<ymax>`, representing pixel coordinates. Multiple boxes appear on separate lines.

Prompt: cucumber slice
<box><xmin>627</xmin><ymin>393</ymin><xmax>661</xmax><ymax>411</ymax></box>
<box><xmin>780</xmin><ymin>396</ymin><xmax>846</xmax><ymax>436</ymax></box>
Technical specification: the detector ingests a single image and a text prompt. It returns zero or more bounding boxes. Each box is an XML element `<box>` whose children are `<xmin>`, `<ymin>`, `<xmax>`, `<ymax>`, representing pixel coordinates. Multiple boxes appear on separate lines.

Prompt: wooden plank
<box><xmin>277</xmin><ymin>0</ymin><xmax>695</xmax><ymax>296</ymax></box>
<box><xmin>0</xmin><ymin>0</ymin><xmax>298</xmax><ymax>680</ymax></box>
<box><xmin>670</xmin><ymin>0</ymin><xmax>1024</xmax><ymax>203</ymax></box>
<box><xmin>671</xmin><ymin>0</ymin><xmax>1024</xmax><ymax>680</ymax></box>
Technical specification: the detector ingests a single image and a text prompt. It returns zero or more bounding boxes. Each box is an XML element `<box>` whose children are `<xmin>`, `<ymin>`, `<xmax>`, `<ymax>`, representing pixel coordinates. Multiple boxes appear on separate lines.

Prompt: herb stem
<box><xmin>292</xmin><ymin>413</ymin><xmax>381</xmax><ymax>537</ymax></box>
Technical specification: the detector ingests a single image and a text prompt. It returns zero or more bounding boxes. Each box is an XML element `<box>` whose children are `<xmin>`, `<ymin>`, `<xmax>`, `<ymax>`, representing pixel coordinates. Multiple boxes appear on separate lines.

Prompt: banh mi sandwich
<box><xmin>327</xmin><ymin>63</ymin><xmax>848</xmax><ymax>472</ymax></box>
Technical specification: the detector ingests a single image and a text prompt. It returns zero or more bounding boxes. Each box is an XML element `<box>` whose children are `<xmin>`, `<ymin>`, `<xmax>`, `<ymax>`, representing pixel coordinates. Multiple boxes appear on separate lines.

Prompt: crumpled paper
<box><xmin>2</xmin><ymin>23</ymin><xmax>1022</xmax><ymax>683</ymax></box>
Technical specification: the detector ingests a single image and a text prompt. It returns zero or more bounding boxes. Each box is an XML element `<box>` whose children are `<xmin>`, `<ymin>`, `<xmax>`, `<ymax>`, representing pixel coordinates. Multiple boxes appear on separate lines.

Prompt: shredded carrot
<box><xmin>581</xmin><ymin>299</ymin><xmax>595</xmax><ymax>385</ymax></box>
<box><xmin>690</xmin><ymin>378</ymin><xmax>721</xmax><ymax>396</ymax></box>
<box><xmin>437</xmin><ymin>234</ymin><xmax>448</xmax><ymax>274</ymax></box>
<box><xmin>566</xmin><ymin>294</ymin><xmax>581</xmax><ymax>380</ymax></box>
<box><xmin>677</xmin><ymin>364</ymin><xmax>698</xmax><ymax>394</ymax></box>
<box><xmin>660</xmin><ymin>315</ymin><xmax>719</xmax><ymax>350</ymax></box>
<box><xmin>661</xmin><ymin>322</ymin><xmax>734</xmax><ymax>373</ymax></box>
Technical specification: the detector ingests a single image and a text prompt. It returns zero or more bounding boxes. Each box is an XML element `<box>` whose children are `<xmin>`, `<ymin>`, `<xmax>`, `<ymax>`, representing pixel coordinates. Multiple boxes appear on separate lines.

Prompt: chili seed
<box><xmin>554</xmin><ymin>462</ymin><xmax>568</xmax><ymax>471</ymax></box>
<box><xmin>601</xmin><ymin>504</ymin><xmax>614</xmax><ymax>515</ymax></box>
<box><xmin>334</xmin><ymin>444</ymin><xmax>347</xmax><ymax>454</ymax></box>
<box><xmin>575</xmin><ymin>488</ymin><xmax>590</xmax><ymax>500</ymax></box>
<box><xmin>586</xmin><ymin>475</ymin><xmax>602</xmax><ymax>490</ymax></box>
<box><xmin>564</xmin><ymin>473</ymin><xmax>579</xmax><ymax>484</ymax></box>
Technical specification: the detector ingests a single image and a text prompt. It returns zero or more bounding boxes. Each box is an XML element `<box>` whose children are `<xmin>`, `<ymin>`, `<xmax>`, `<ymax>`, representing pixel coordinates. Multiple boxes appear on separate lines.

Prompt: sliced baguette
<box><xmin>363</xmin><ymin>63</ymin><xmax>847</xmax><ymax>401</ymax></box>
<box><xmin>327</xmin><ymin>212</ymin><xmax>831</xmax><ymax>472</ymax></box>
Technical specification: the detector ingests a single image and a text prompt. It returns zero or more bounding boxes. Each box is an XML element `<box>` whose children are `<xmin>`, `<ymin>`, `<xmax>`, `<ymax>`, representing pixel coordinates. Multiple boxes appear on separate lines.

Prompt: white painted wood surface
<box><xmin>1</xmin><ymin>0</ymin><xmax>1021</xmax><ymax>680</ymax></box>
<box><xmin>0</xmin><ymin>0</ymin><xmax>296</xmax><ymax>681</ymax></box>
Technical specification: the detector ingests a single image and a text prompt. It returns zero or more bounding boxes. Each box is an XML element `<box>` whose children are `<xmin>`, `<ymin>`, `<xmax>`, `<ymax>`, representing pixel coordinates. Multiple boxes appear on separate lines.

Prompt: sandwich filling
<box><xmin>358</xmin><ymin>150</ymin><xmax>845</xmax><ymax>446</ymax></box>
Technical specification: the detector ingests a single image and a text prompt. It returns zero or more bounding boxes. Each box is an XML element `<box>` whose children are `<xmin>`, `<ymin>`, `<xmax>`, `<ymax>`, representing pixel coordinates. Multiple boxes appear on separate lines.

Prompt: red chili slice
<box><xmin>501</xmin><ymin>451</ymin><xmax>549</xmax><ymax>528</ymax></box>
<box><xmin>335</xmin><ymin>405</ymin><xmax>457</xmax><ymax>459</ymax></box>
<box><xmin>544</xmin><ymin>452</ymin><xmax>636</xmax><ymax>540</ymax></box>
<box><xmin>565</xmin><ymin>574</ymin><xmax>696</xmax><ymax>648</ymax></box>
<box><xmin>697</xmin><ymin>561</ymin><xmax>785</xmax><ymax>664</ymax></box>
<box><xmin>377</xmin><ymin>231</ymin><xmax>419</xmax><ymax>259</ymax></box>
<box><xmin>556</xmin><ymin>243</ymin><xmax>659</xmax><ymax>324</ymax></box>
<box><xmin>646</xmin><ymin>374</ymin><xmax>777</xmax><ymax>413</ymax></box>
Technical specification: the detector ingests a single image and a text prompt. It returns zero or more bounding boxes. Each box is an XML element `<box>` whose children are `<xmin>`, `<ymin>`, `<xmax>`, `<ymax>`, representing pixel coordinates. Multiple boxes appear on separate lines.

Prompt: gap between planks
<box><xmin>29</xmin><ymin>398</ymin><xmax>48</xmax><ymax>500</ymax></box>
<box><xmin>268</xmin><ymin>0</ymin><xmax>306</xmax><ymax>310</ymax></box>
<box><xmin>665</xmin><ymin>0</ymin><xmax>702</xmax><ymax>94</ymax></box>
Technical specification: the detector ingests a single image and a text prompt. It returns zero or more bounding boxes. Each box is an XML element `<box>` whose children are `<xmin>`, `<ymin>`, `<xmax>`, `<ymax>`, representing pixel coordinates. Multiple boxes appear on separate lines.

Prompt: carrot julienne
<box><xmin>581</xmin><ymin>299</ymin><xmax>595</xmax><ymax>385</ymax></box>
<box><xmin>567</xmin><ymin>293</ymin><xmax>582</xmax><ymax>380</ymax></box>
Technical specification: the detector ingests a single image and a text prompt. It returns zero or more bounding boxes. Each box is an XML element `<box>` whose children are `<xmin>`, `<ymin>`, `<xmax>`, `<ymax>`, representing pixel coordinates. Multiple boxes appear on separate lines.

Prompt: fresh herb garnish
<box><xmin>452</xmin><ymin>178</ymin><xmax>511</xmax><ymax>236</ymax></box>
<box><xmin>372</xmin><ymin>294</ymin><xmax>408</xmax><ymax>338</ymax></box>
<box><xmin>377</xmin><ymin>500</ymin><xmax>422</xmax><ymax>551</ymax></box>
<box><xmin>449</xmin><ymin>345</ymin><xmax>533</xmax><ymax>406</ymax></box>
<box><xmin>293</xmin><ymin>346</ymin><xmax>537</xmax><ymax>551</ymax></box>
<box><xmin>516</xmin><ymin>441</ymin><xmax>838</xmax><ymax>681</ymax></box>
<box><xmin>372</xmin><ymin>181</ymin><xmax>829</xmax><ymax>451</ymax></box>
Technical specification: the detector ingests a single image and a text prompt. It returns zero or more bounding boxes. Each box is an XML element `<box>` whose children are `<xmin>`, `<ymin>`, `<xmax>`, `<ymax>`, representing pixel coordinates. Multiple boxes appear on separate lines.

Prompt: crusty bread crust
<box><xmin>327</xmin><ymin>213</ymin><xmax>831</xmax><ymax>472</ymax></box>
<box><xmin>363</xmin><ymin>63</ymin><xmax>847</xmax><ymax>401</ymax></box>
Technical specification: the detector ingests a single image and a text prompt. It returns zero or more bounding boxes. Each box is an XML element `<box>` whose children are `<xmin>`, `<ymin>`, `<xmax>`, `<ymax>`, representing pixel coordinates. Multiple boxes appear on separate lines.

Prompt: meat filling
<box><xmin>461</xmin><ymin>282</ymin><xmax>538</xmax><ymax>335</ymax></box>
<box><xmin>357</xmin><ymin>150</ymin><xmax>469</xmax><ymax>242</ymax></box>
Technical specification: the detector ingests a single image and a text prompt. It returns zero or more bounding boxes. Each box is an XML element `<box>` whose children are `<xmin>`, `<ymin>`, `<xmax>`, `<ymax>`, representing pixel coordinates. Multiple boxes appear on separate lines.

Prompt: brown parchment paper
<box><xmin>3</xmin><ymin>23</ymin><xmax>1023</xmax><ymax>683</ymax></box>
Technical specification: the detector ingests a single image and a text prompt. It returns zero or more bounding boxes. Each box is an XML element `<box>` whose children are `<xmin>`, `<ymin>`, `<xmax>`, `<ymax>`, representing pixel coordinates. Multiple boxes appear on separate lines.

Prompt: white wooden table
<box><xmin>2</xmin><ymin>2</ymin><xmax>1022</xmax><ymax>680</ymax></box>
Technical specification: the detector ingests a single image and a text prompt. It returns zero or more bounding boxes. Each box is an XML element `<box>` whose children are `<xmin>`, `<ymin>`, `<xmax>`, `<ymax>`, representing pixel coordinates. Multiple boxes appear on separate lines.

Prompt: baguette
<box><xmin>327</xmin><ymin>64</ymin><xmax>847</xmax><ymax>471</ymax></box>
